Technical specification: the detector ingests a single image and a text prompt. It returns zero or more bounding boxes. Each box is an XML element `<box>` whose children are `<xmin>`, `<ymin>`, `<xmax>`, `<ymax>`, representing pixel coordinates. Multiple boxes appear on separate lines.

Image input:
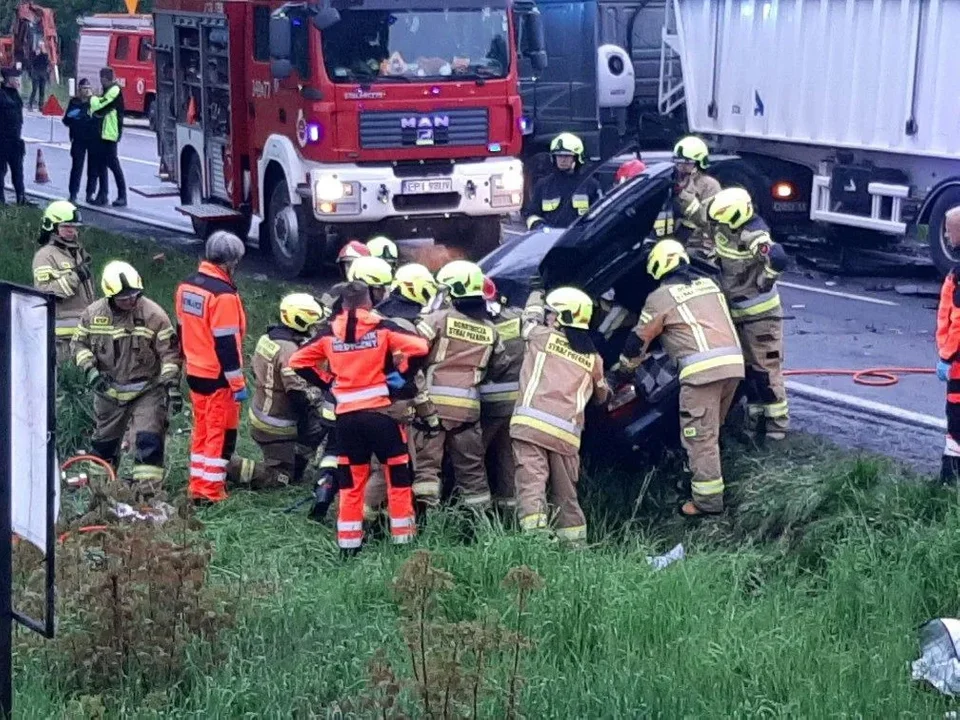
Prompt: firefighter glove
<box><xmin>414</xmin><ymin>411</ymin><xmax>442</xmax><ymax>436</ymax></box>
<box><xmin>167</xmin><ymin>385</ymin><xmax>184</xmax><ymax>415</ymax></box>
<box><xmin>385</xmin><ymin>370</ymin><xmax>406</xmax><ymax>390</ymax></box>
<box><xmin>233</xmin><ymin>387</ymin><xmax>249</xmax><ymax>403</ymax></box>
<box><xmin>85</xmin><ymin>367</ymin><xmax>108</xmax><ymax>394</ymax></box>
<box><xmin>938</xmin><ymin>359</ymin><xmax>951</xmax><ymax>382</ymax></box>
<box><xmin>75</xmin><ymin>263</ymin><xmax>92</xmax><ymax>283</ymax></box>
<box><xmin>308</xmin><ymin>471</ymin><xmax>338</xmax><ymax>523</ymax></box>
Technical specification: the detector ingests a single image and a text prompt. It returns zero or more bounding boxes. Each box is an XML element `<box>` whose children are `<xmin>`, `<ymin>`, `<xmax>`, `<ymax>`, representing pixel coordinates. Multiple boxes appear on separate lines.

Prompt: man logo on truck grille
<box><xmin>401</xmin><ymin>115</ymin><xmax>450</xmax><ymax>146</ymax></box>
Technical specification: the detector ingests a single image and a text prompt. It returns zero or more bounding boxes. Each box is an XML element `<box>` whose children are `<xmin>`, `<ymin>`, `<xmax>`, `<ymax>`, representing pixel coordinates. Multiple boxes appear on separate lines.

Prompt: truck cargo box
<box><xmin>670</xmin><ymin>0</ymin><xmax>960</xmax><ymax>160</ymax></box>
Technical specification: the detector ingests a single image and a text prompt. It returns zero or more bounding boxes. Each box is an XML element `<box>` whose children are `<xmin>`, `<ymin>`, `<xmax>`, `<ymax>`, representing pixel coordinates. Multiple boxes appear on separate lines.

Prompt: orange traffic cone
<box><xmin>35</xmin><ymin>148</ymin><xmax>49</xmax><ymax>184</ymax></box>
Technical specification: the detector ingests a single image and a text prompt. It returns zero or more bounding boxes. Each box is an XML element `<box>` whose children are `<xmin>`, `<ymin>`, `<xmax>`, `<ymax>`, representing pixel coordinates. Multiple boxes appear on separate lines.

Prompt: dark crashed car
<box><xmin>479</xmin><ymin>161</ymin><xmax>721</xmax><ymax>456</ymax></box>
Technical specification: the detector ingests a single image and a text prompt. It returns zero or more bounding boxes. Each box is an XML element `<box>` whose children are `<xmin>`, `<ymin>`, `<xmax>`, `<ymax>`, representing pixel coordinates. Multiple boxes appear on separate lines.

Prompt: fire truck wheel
<box><xmin>267</xmin><ymin>178</ymin><xmax>317</xmax><ymax>278</ymax></box>
<box><xmin>180</xmin><ymin>153</ymin><xmax>212</xmax><ymax>238</ymax></box>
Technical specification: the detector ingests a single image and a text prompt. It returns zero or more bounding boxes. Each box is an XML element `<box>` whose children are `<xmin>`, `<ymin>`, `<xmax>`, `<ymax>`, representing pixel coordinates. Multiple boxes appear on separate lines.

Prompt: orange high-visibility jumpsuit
<box><xmin>938</xmin><ymin>268</ymin><xmax>960</xmax><ymax>482</ymax></box>
<box><xmin>175</xmin><ymin>261</ymin><xmax>247</xmax><ymax>502</ymax></box>
<box><xmin>288</xmin><ymin>307</ymin><xmax>430</xmax><ymax>551</ymax></box>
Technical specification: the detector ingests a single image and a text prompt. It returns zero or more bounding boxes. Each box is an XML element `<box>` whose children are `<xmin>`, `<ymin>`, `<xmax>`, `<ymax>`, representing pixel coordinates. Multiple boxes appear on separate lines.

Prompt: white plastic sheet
<box><xmin>8</xmin><ymin>291</ymin><xmax>57</xmax><ymax>553</ymax></box>
<box><xmin>912</xmin><ymin>619</ymin><xmax>960</xmax><ymax>696</ymax></box>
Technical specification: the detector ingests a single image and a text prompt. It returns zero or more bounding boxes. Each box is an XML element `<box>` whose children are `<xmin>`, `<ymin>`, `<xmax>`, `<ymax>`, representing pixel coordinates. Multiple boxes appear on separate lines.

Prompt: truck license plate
<box><xmin>402</xmin><ymin>178</ymin><xmax>453</xmax><ymax>195</ymax></box>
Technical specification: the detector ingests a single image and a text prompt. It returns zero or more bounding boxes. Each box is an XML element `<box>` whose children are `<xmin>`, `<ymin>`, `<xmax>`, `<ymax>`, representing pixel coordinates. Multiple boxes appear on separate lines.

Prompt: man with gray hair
<box><xmin>175</xmin><ymin>231</ymin><xmax>248</xmax><ymax>502</ymax></box>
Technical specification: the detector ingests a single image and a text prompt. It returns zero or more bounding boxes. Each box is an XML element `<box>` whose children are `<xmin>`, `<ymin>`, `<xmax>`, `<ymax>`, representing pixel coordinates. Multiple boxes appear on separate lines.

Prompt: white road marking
<box><xmin>779</xmin><ymin>281</ymin><xmax>898</xmax><ymax>306</ymax></box>
<box><xmin>22</xmin><ymin>137</ymin><xmax>160</xmax><ymax>167</ymax></box>
<box><xmin>786</xmin><ymin>380</ymin><xmax>945</xmax><ymax>431</ymax></box>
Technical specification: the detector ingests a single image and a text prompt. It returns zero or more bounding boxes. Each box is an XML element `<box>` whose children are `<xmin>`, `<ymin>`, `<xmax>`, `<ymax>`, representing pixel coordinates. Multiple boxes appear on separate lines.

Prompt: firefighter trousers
<box><xmin>737</xmin><ymin>317</ymin><xmax>789</xmax><ymax>438</ymax></box>
<box><xmin>227</xmin><ymin>429</ymin><xmax>318</xmax><ymax>490</ymax></box>
<box><xmin>679</xmin><ymin>378</ymin><xmax>740</xmax><ymax>514</ymax></box>
<box><xmin>89</xmin><ymin>385</ymin><xmax>168</xmax><ymax>498</ymax></box>
<box><xmin>188</xmin><ymin>387</ymin><xmax>239</xmax><ymax>502</ymax></box>
<box><xmin>513</xmin><ymin>439</ymin><xmax>586</xmax><ymax>543</ymax></box>
<box><xmin>413</xmin><ymin>419</ymin><xmax>490</xmax><ymax>509</ymax></box>
<box><xmin>482</xmin><ymin>415</ymin><xmax>517</xmax><ymax>511</ymax></box>
<box><xmin>336</xmin><ymin>410</ymin><xmax>415</xmax><ymax>550</ymax></box>
<box><xmin>942</xmin><ymin>362</ymin><xmax>960</xmax><ymax>483</ymax></box>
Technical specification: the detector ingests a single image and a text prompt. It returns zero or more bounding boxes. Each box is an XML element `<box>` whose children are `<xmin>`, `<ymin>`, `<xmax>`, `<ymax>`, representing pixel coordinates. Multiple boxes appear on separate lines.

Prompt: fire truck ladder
<box><xmin>658</xmin><ymin>0</ymin><xmax>685</xmax><ymax>117</ymax></box>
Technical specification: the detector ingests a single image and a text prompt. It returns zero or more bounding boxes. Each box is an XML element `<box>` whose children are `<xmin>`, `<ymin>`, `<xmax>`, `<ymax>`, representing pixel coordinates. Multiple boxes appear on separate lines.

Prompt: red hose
<box><xmin>61</xmin><ymin>454</ymin><xmax>116</xmax><ymax>483</ymax></box>
<box><xmin>784</xmin><ymin>367</ymin><xmax>934</xmax><ymax>387</ymax></box>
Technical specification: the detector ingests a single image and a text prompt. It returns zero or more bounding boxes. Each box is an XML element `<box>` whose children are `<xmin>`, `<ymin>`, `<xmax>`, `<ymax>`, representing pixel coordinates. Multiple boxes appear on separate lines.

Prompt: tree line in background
<box><xmin>0</xmin><ymin>0</ymin><xmax>154</xmax><ymax>76</ymax></box>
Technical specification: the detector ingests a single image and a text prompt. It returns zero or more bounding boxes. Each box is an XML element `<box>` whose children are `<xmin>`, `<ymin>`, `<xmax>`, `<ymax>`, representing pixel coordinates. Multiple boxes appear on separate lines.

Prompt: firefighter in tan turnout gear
<box><xmin>617</xmin><ymin>240</ymin><xmax>744</xmax><ymax>516</ymax></box>
<box><xmin>72</xmin><ymin>261</ymin><xmax>182</xmax><ymax>498</ymax></box>
<box><xmin>227</xmin><ymin>293</ymin><xmax>328</xmax><ymax>489</ymax></box>
<box><xmin>672</xmin><ymin>136</ymin><xmax>721</xmax><ymax>257</ymax></box>
<box><xmin>414</xmin><ymin>260</ymin><xmax>506</xmax><ymax>511</ymax></box>
<box><xmin>511</xmin><ymin>286</ymin><xmax>610</xmax><ymax>543</ymax></box>
<box><xmin>32</xmin><ymin>200</ymin><xmax>96</xmax><ymax>361</ymax></box>
<box><xmin>480</xmin><ymin>281</ymin><xmax>524</xmax><ymax>513</ymax></box>
<box><xmin>363</xmin><ymin>261</ymin><xmax>443</xmax><ymax>523</ymax></box>
<box><xmin>707</xmin><ymin>187</ymin><xmax>789</xmax><ymax>439</ymax></box>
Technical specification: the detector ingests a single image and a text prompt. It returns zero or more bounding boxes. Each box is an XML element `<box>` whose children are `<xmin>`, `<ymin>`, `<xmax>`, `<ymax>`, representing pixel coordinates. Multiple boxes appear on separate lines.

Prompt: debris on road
<box><xmin>894</xmin><ymin>283</ymin><xmax>941</xmax><ymax>298</ymax></box>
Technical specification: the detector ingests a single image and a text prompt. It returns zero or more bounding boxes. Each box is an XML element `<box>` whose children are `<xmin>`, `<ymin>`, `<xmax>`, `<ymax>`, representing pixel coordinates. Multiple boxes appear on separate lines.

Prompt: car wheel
<box><xmin>928</xmin><ymin>186</ymin><xmax>960</xmax><ymax>276</ymax></box>
<box><xmin>267</xmin><ymin>178</ymin><xmax>317</xmax><ymax>278</ymax></box>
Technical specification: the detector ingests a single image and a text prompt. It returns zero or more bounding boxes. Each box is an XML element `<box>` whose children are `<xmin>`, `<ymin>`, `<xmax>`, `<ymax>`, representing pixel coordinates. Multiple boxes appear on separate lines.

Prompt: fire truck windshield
<box><xmin>322</xmin><ymin>8</ymin><xmax>510</xmax><ymax>83</ymax></box>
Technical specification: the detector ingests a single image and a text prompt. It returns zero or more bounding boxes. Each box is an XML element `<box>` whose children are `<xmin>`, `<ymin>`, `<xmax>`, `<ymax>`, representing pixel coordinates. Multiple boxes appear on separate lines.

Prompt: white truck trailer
<box><xmin>658</xmin><ymin>0</ymin><xmax>960</xmax><ymax>272</ymax></box>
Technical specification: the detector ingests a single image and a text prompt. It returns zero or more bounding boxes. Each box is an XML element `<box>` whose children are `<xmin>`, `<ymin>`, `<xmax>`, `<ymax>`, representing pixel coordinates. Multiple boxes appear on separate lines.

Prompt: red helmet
<box><xmin>482</xmin><ymin>276</ymin><xmax>498</xmax><ymax>302</ymax></box>
<box><xmin>337</xmin><ymin>240</ymin><xmax>370</xmax><ymax>265</ymax></box>
<box><xmin>615</xmin><ymin>159</ymin><xmax>647</xmax><ymax>185</ymax></box>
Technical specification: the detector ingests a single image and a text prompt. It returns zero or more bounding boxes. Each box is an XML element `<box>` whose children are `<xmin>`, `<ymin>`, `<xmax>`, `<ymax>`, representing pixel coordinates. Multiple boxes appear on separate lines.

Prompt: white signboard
<box><xmin>8</xmin><ymin>291</ymin><xmax>57</xmax><ymax>552</ymax></box>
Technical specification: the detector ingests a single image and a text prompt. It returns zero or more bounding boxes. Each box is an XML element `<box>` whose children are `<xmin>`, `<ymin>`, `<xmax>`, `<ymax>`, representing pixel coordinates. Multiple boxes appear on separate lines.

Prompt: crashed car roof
<box><xmin>480</xmin><ymin>162</ymin><xmax>674</xmax><ymax>305</ymax></box>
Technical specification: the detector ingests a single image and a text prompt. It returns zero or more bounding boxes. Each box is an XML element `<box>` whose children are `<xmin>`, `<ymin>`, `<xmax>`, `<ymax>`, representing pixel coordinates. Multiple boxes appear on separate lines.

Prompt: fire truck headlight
<box><xmin>315</xmin><ymin>174</ymin><xmax>345</xmax><ymax>202</ymax></box>
<box><xmin>491</xmin><ymin>170</ymin><xmax>524</xmax><ymax>208</ymax></box>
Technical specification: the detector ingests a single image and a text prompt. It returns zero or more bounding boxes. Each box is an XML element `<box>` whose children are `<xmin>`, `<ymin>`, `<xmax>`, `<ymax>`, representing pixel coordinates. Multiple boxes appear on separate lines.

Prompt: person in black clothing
<box><xmin>62</xmin><ymin>79</ymin><xmax>100</xmax><ymax>204</ymax></box>
<box><xmin>0</xmin><ymin>66</ymin><xmax>26</xmax><ymax>206</ymax></box>
<box><xmin>28</xmin><ymin>44</ymin><xmax>49</xmax><ymax>111</ymax></box>
<box><xmin>522</xmin><ymin>132</ymin><xmax>602</xmax><ymax>230</ymax></box>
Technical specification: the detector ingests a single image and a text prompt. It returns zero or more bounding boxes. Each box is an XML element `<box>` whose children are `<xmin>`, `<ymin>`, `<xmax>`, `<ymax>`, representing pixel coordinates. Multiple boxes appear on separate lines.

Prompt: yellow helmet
<box><xmin>392</xmin><ymin>262</ymin><xmax>438</xmax><ymax>306</ymax></box>
<box><xmin>545</xmin><ymin>287</ymin><xmax>593</xmax><ymax>329</ymax></box>
<box><xmin>674</xmin><ymin>136</ymin><xmax>710</xmax><ymax>169</ymax></box>
<box><xmin>436</xmin><ymin>260</ymin><xmax>485</xmax><ymax>299</ymax></box>
<box><xmin>280</xmin><ymin>293</ymin><xmax>325</xmax><ymax>332</ymax></box>
<box><xmin>101</xmin><ymin>260</ymin><xmax>143</xmax><ymax>298</ymax></box>
<box><xmin>646</xmin><ymin>239</ymin><xmax>690</xmax><ymax>280</ymax></box>
<box><xmin>708</xmin><ymin>187</ymin><xmax>754</xmax><ymax>230</ymax></box>
<box><xmin>550</xmin><ymin>132</ymin><xmax>585</xmax><ymax>164</ymax></box>
<box><xmin>366</xmin><ymin>235</ymin><xmax>398</xmax><ymax>266</ymax></box>
<box><xmin>346</xmin><ymin>255</ymin><xmax>393</xmax><ymax>287</ymax></box>
<box><xmin>40</xmin><ymin>199</ymin><xmax>83</xmax><ymax>233</ymax></box>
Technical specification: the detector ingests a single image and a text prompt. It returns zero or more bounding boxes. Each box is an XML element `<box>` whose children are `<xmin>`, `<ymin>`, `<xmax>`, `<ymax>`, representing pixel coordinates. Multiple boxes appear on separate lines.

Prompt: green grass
<box><xmin>3</xmin><ymin>205</ymin><xmax>959</xmax><ymax>717</ymax></box>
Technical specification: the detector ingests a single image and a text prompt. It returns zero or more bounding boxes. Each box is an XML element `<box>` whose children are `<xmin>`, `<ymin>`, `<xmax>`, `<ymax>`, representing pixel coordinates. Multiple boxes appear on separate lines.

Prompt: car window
<box><xmin>137</xmin><ymin>38</ymin><xmax>151</xmax><ymax>62</ymax></box>
<box><xmin>291</xmin><ymin>15</ymin><xmax>310</xmax><ymax>78</ymax></box>
<box><xmin>115</xmin><ymin>36</ymin><xmax>129</xmax><ymax>60</ymax></box>
<box><xmin>584</xmin><ymin>172</ymin><xmax>649</xmax><ymax>221</ymax></box>
<box><xmin>253</xmin><ymin>6</ymin><xmax>270</xmax><ymax>62</ymax></box>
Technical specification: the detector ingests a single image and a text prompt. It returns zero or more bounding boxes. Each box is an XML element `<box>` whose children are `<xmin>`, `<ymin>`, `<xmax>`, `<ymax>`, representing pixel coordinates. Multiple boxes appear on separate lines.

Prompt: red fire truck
<box><xmin>151</xmin><ymin>0</ymin><xmax>545</xmax><ymax>277</ymax></box>
<box><xmin>76</xmin><ymin>15</ymin><xmax>156</xmax><ymax>119</ymax></box>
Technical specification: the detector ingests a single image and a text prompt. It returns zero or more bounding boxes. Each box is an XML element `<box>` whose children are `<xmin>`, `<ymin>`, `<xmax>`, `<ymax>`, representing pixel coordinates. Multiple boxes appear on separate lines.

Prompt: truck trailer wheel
<box><xmin>927</xmin><ymin>186</ymin><xmax>960</xmax><ymax>276</ymax></box>
<box><xmin>266</xmin><ymin>178</ymin><xmax>317</xmax><ymax>278</ymax></box>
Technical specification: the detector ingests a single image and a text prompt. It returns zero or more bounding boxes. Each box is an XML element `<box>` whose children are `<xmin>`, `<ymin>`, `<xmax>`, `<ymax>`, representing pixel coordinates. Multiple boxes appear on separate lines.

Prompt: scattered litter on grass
<box><xmin>111</xmin><ymin>501</ymin><xmax>176</xmax><ymax>525</ymax></box>
<box><xmin>646</xmin><ymin>543</ymin><xmax>684</xmax><ymax>571</ymax></box>
<box><xmin>911</xmin><ymin>618</ymin><xmax>960</xmax><ymax>696</ymax></box>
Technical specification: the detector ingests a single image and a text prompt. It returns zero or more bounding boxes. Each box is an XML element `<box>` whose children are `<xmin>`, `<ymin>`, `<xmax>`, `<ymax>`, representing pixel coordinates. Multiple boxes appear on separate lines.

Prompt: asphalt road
<box><xmin>9</xmin><ymin>112</ymin><xmax>946</xmax><ymax>472</ymax></box>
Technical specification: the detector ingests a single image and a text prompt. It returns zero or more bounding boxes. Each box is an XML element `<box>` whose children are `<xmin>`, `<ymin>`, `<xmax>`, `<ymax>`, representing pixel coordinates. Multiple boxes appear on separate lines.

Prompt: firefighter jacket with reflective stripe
<box><xmin>72</xmin><ymin>297</ymin><xmax>181</xmax><ymax>403</ymax></box>
<box><xmin>375</xmin><ymin>293</ymin><xmax>437</xmax><ymax>423</ymax></box>
<box><xmin>522</xmin><ymin>169</ymin><xmax>602</xmax><ymax>229</ymax></box>
<box><xmin>625</xmin><ymin>274</ymin><xmax>745</xmax><ymax>386</ymax></box>
<box><xmin>175</xmin><ymin>261</ymin><xmax>247</xmax><ymax>394</ymax></box>
<box><xmin>510</xmin><ymin>320</ymin><xmax>609</xmax><ymax>456</ymax></box>
<box><xmin>480</xmin><ymin>305</ymin><xmax>524</xmax><ymax>418</ymax></box>
<box><xmin>937</xmin><ymin>267</ymin><xmax>960</xmax><ymax>362</ymax></box>
<box><xmin>712</xmin><ymin>216</ymin><xmax>783</xmax><ymax>322</ymax></box>
<box><xmin>288</xmin><ymin>307</ymin><xmax>430</xmax><ymax>415</ymax></box>
<box><xmin>32</xmin><ymin>241</ymin><xmax>95</xmax><ymax>338</ymax></box>
<box><xmin>249</xmin><ymin>325</ymin><xmax>317</xmax><ymax>437</ymax></box>
<box><xmin>673</xmin><ymin>172</ymin><xmax>721</xmax><ymax>242</ymax></box>
<box><xmin>416</xmin><ymin>305</ymin><xmax>506</xmax><ymax>423</ymax></box>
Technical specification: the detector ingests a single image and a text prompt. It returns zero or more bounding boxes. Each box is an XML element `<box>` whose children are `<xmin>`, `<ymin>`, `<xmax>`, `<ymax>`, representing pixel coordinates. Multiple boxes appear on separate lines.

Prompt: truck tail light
<box><xmin>772</xmin><ymin>181</ymin><xmax>797</xmax><ymax>200</ymax></box>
